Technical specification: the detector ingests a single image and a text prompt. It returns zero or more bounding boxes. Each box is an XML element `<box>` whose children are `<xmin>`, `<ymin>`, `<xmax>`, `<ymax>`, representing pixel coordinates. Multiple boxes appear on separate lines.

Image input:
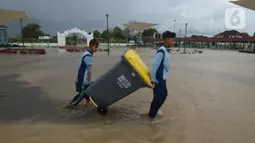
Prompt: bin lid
<box><xmin>124</xmin><ymin>49</ymin><xmax>154</xmax><ymax>88</ymax></box>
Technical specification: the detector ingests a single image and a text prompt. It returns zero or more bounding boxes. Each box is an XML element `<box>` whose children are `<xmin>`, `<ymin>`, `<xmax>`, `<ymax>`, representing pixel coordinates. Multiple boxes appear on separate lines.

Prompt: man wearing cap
<box><xmin>148</xmin><ymin>31</ymin><xmax>175</xmax><ymax>119</ymax></box>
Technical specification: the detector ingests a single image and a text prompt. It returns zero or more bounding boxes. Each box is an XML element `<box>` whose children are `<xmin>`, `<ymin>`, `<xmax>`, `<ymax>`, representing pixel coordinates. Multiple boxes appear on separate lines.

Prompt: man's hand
<box><xmin>151</xmin><ymin>82</ymin><xmax>157</xmax><ymax>88</ymax></box>
<box><xmin>152</xmin><ymin>83</ymin><xmax>155</xmax><ymax>88</ymax></box>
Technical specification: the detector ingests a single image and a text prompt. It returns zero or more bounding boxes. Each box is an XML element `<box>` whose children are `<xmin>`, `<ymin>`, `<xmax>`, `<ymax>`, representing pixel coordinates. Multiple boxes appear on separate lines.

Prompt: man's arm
<box><xmin>87</xmin><ymin>67</ymin><xmax>92</xmax><ymax>82</ymax></box>
<box><xmin>150</xmin><ymin>52</ymin><xmax>164</xmax><ymax>84</ymax></box>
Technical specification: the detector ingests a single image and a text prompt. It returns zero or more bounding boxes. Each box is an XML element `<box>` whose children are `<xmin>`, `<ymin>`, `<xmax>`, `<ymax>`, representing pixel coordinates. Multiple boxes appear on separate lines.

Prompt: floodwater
<box><xmin>0</xmin><ymin>48</ymin><xmax>255</xmax><ymax>143</ymax></box>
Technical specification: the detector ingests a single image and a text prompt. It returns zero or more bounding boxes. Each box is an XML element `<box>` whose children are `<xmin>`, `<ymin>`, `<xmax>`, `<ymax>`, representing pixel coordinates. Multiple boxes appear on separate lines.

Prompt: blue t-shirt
<box><xmin>76</xmin><ymin>51</ymin><xmax>93</xmax><ymax>86</ymax></box>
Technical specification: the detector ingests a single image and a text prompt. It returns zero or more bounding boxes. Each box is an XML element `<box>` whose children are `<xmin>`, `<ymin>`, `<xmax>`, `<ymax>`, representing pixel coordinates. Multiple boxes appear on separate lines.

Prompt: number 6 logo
<box><xmin>225</xmin><ymin>8</ymin><xmax>246</xmax><ymax>29</ymax></box>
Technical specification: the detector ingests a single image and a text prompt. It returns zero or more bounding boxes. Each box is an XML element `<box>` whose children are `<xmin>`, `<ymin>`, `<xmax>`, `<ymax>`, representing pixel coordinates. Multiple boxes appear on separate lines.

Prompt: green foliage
<box><xmin>94</xmin><ymin>26</ymin><xmax>139</xmax><ymax>43</ymax></box>
<box><xmin>191</xmin><ymin>35</ymin><xmax>208</xmax><ymax>38</ymax></box>
<box><xmin>93</xmin><ymin>30</ymin><xmax>101</xmax><ymax>38</ymax></box>
<box><xmin>22</xmin><ymin>23</ymin><xmax>48</xmax><ymax>38</ymax></box>
<box><xmin>101</xmin><ymin>30</ymin><xmax>111</xmax><ymax>40</ymax></box>
<box><xmin>142</xmin><ymin>28</ymin><xmax>158</xmax><ymax>37</ymax></box>
<box><xmin>112</xmin><ymin>26</ymin><xmax>124</xmax><ymax>40</ymax></box>
<box><xmin>15</xmin><ymin>23</ymin><xmax>161</xmax><ymax>44</ymax></box>
<box><xmin>66</xmin><ymin>34</ymin><xmax>78</xmax><ymax>45</ymax></box>
<box><xmin>123</xmin><ymin>27</ymin><xmax>133</xmax><ymax>41</ymax></box>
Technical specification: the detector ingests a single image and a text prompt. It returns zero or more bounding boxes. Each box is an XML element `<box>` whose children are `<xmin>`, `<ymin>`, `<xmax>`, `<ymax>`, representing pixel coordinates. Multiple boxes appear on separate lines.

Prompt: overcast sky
<box><xmin>1</xmin><ymin>0</ymin><xmax>255</xmax><ymax>36</ymax></box>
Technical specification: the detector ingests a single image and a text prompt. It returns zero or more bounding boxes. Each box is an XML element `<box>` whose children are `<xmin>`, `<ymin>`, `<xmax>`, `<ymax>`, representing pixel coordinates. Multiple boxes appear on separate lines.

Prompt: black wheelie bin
<box><xmin>85</xmin><ymin>49</ymin><xmax>154</xmax><ymax>115</ymax></box>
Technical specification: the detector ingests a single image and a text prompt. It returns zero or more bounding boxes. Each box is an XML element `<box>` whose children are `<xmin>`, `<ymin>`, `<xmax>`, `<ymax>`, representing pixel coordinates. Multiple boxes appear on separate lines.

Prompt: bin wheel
<box><xmin>97</xmin><ymin>106</ymin><xmax>108</xmax><ymax>115</ymax></box>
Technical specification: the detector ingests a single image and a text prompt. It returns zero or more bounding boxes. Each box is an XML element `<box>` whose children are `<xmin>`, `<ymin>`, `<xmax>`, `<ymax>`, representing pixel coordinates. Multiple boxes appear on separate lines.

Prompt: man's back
<box><xmin>157</xmin><ymin>46</ymin><xmax>170</xmax><ymax>79</ymax></box>
<box><xmin>150</xmin><ymin>46</ymin><xmax>170</xmax><ymax>83</ymax></box>
<box><xmin>76</xmin><ymin>50</ymin><xmax>93</xmax><ymax>86</ymax></box>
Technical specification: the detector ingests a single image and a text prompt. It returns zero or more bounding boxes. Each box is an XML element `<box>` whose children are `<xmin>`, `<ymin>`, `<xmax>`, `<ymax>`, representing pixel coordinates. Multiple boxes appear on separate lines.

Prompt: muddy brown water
<box><xmin>0</xmin><ymin>48</ymin><xmax>255</xmax><ymax>143</ymax></box>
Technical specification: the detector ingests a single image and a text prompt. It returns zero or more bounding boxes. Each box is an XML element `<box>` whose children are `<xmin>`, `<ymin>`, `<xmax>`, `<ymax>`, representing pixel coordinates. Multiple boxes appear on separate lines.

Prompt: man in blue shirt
<box><xmin>148</xmin><ymin>31</ymin><xmax>175</xmax><ymax>119</ymax></box>
<box><xmin>66</xmin><ymin>39</ymin><xmax>99</xmax><ymax>108</ymax></box>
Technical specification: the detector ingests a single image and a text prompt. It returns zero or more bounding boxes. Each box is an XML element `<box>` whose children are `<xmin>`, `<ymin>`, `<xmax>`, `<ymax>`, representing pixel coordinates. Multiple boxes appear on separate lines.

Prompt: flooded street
<box><xmin>0</xmin><ymin>48</ymin><xmax>255</xmax><ymax>143</ymax></box>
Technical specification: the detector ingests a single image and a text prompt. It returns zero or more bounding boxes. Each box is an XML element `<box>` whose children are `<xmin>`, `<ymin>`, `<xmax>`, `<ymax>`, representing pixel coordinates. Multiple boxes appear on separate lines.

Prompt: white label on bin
<box><xmin>117</xmin><ymin>75</ymin><xmax>131</xmax><ymax>89</ymax></box>
<box><xmin>122</xmin><ymin>82</ymin><xmax>128</xmax><ymax>89</ymax></box>
<box><xmin>120</xmin><ymin>75</ymin><xmax>126</xmax><ymax>81</ymax></box>
<box><xmin>118</xmin><ymin>76</ymin><xmax>123</xmax><ymax>82</ymax></box>
<box><xmin>117</xmin><ymin>82</ymin><xmax>123</xmax><ymax>88</ymax></box>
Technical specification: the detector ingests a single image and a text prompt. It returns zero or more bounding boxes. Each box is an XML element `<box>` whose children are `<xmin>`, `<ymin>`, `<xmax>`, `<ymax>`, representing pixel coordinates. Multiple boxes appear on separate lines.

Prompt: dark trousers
<box><xmin>71</xmin><ymin>84</ymin><xmax>89</xmax><ymax>106</ymax></box>
<box><xmin>148</xmin><ymin>80</ymin><xmax>168</xmax><ymax>118</ymax></box>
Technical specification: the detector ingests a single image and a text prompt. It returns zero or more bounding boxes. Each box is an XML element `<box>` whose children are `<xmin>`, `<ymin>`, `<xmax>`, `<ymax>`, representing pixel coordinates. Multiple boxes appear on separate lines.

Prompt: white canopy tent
<box><xmin>123</xmin><ymin>21</ymin><xmax>158</xmax><ymax>45</ymax></box>
<box><xmin>123</xmin><ymin>21</ymin><xmax>158</xmax><ymax>33</ymax></box>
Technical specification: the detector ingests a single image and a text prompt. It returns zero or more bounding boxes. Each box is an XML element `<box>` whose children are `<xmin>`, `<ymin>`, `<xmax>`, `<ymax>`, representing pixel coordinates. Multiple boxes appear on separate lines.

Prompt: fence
<box><xmin>0</xmin><ymin>42</ymin><xmax>133</xmax><ymax>48</ymax></box>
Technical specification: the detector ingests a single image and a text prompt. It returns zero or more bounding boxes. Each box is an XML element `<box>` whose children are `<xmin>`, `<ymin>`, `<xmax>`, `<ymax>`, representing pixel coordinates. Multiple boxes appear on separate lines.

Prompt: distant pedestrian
<box><xmin>3</xmin><ymin>41</ymin><xmax>6</xmax><ymax>48</ymax></box>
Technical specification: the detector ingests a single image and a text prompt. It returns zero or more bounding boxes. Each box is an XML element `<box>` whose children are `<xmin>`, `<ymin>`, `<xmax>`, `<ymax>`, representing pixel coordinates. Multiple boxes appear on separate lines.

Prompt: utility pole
<box><xmin>213</xmin><ymin>18</ymin><xmax>216</xmax><ymax>36</ymax></box>
<box><xmin>174</xmin><ymin>20</ymin><xmax>176</xmax><ymax>33</ymax></box>
<box><xmin>179</xmin><ymin>29</ymin><xmax>182</xmax><ymax>51</ymax></box>
<box><xmin>106</xmin><ymin>14</ymin><xmax>109</xmax><ymax>56</ymax></box>
<box><xmin>20</xmin><ymin>18</ymin><xmax>24</xmax><ymax>47</ymax></box>
<box><xmin>184</xmin><ymin>23</ymin><xmax>188</xmax><ymax>53</ymax></box>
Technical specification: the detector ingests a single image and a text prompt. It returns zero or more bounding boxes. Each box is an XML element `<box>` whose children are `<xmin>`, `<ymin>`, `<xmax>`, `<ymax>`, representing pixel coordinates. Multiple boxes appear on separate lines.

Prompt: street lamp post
<box><xmin>174</xmin><ymin>20</ymin><xmax>176</xmax><ymax>33</ymax></box>
<box><xmin>184</xmin><ymin>23</ymin><xmax>188</xmax><ymax>53</ymax></box>
<box><xmin>20</xmin><ymin>18</ymin><xmax>24</xmax><ymax>47</ymax></box>
<box><xmin>179</xmin><ymin>29</ymin><xmax>182</xmax><ymax>51</ymax></box>
<box><xmin>106</xmin><ymin>14</ymin><xmax>109</xmax><ymax>56</ymax></box>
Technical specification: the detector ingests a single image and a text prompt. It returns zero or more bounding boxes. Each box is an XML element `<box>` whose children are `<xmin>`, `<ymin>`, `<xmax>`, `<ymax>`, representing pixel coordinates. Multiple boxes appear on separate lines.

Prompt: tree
<box><xmin>112</xmin><ymin>26</ymin><xmax>124</xmax><ymax>40</ymax></box>
<box><xmin>22</xmin><ymin>23</ymin><xmax>47</xmax><ymax>38</ymax></box>
<box><xmin>101</xmin><ymin>30</ymin><xmax>112</xmax><ymax>41</ymax></box>
<box><xmin>123</xmin><ymin>27</ymin><xmax>132</xmax><ymax>41</ymax></box>
<box><xmin>253</xmin><ymin>33</ymin><xmax>255</xmax><ymax>37</ymax></box>
<box><xmin>142</xmin><ymin>28</ymin><xmax>158</xmax><ymax>37</ymax></box>
<box><xmin>66</xmin><ymin>34</ymin><xmax>77</xmax><ymax>45</ymax></box>
<box><xmin>191</xmin><ymin>35</ymin><xmax>208</xmax><ymax>38</ymax></box>
<box><xmin>53</xmin><ymin>35</ymin><xmax>57</xmax><ymax>39</ymax></box>
<box><xmin>93</xmin><ymin>30</ymin><xmax>101</xmax><ymax>38</ymax></box>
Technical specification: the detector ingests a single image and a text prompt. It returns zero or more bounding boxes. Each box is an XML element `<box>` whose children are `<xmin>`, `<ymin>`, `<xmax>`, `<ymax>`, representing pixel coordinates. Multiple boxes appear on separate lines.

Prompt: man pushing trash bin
<box><xmin>66</xmin><ymin>39</ymin><xmax>99</xmax><ymax>109</ymax></box>
<box><xmin>148</xmin><ymin>31</ymin><xmax>175</xmax><ymax>119</ymax></box>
